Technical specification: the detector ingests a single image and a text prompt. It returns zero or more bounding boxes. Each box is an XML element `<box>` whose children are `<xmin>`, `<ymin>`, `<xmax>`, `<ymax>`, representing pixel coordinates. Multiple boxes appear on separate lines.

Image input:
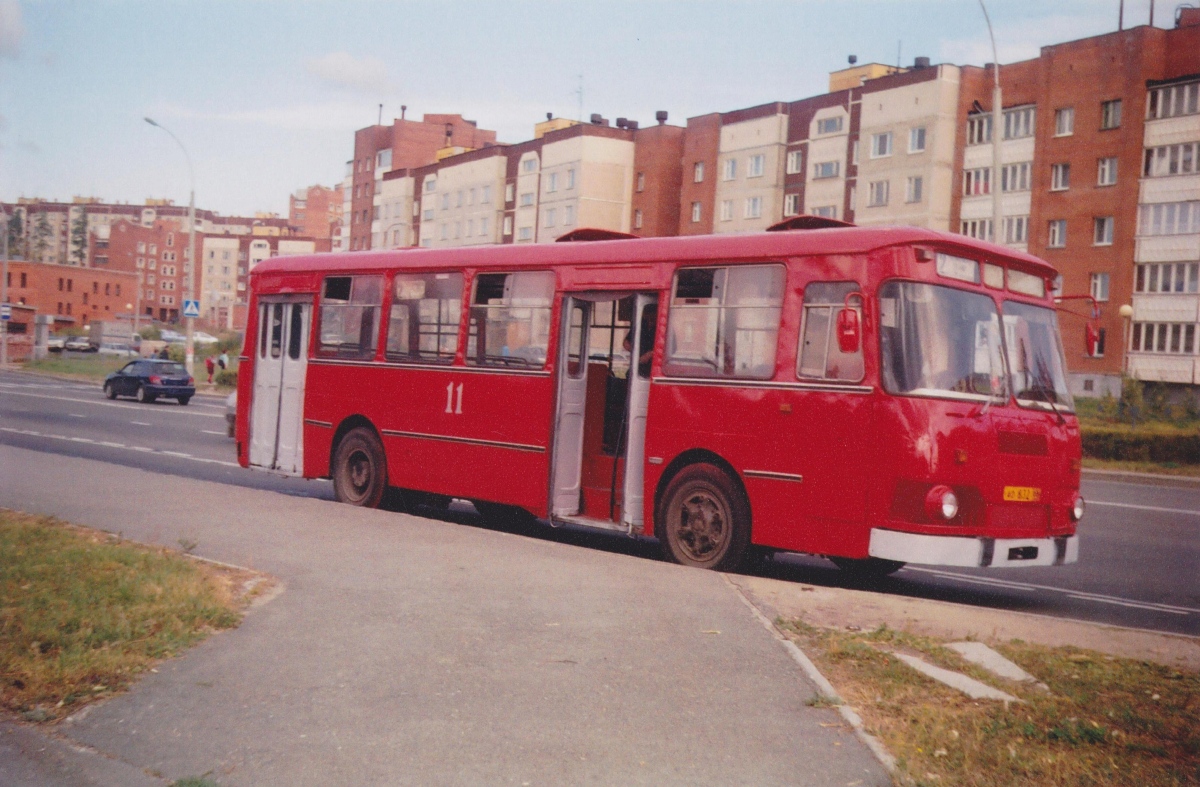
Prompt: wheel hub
<box><xmin>676</xmin><ymin>490</ymin><xmax>729</xmax><ymax>561</ymax></box>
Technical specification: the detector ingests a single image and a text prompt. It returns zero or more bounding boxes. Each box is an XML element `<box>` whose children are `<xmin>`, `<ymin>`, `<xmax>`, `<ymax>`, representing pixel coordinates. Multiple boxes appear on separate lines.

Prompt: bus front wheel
<box><xmin>333</xmin><ymin>427</ymin><xmax>388</xmax><ymax>508</ymax></box>
<box><xmin>658</xmin><ymin>464</ymin><xmax>749</xmax><ymax>571</ymax></box>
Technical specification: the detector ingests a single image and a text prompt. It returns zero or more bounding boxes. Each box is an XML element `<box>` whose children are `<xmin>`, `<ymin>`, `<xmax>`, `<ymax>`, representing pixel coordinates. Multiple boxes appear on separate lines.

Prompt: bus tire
<box><xmin>829</xmin><ymin>557</ymin><xmax>905</xmax><ymax>579</ymax></box>
<box><xmin>332</xmin><ymin>426</ymin><xmax>388</xmax><ymax>508</ymax></box>
<box><xmin>658</xmin><ymin>464</ymin><xmax>750</xmax><ymax>571</ymax></box>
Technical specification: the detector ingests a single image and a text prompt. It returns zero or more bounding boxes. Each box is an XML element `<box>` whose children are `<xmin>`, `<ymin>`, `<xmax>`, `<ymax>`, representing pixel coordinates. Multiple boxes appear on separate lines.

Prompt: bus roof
<box><xmin>250</xmin><ymin>225</ymin><xmax>1058</xmax><ymax>281</ymax></box>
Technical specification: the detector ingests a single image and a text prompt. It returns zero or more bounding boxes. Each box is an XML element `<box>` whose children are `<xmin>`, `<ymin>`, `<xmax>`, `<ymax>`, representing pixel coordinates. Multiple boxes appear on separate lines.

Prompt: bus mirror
<box><xmin>1085</xmin><ymin>323</ymin><xmax>1100</xmax><ymax>357</ymax></box>
<box><xmin>837</xmin><ymin>308</ymin><xmax>861</xmax><ymax>354</ymax></box>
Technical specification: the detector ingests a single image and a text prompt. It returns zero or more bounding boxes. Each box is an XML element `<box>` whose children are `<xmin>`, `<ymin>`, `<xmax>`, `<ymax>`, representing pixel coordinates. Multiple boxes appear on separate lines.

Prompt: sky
<box><xmin>0</xmin><ymin>0</ymin><xmax>1163</xmax><ymax>218</ymax></box>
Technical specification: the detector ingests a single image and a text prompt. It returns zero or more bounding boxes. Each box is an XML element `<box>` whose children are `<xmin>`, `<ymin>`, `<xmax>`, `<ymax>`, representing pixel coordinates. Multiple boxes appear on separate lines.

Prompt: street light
<box><xmin>1119</xmin><ymin>303</ymin><xmax>1134</xmax><ymax>377</ymax></box>
<box><xmin>979</xmin><ymin>0</ymin><xmax>1003</xmax><ymax>246</ymax></box>
<box><xmin>144</xmin><ymin>117</ymin><xmax>197</xmax><ymax>377</ymax></box>
<box><xmin>1</xmin><ymin>205</ymin><xmax>9</xmax><ymax>369</ymax></box>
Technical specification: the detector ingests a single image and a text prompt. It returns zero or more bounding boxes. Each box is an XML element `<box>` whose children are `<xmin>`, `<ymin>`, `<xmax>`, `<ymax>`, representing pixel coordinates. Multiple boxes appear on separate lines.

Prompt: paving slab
<box><xmin>947</xmin><ymin>641</ymin><xmax>1044</xmax><ymax>685</ymax></box>
<box><xmin>0</xmin><ymin>445</ymin><xmax>890</xmax><ymax>787</ymax></box>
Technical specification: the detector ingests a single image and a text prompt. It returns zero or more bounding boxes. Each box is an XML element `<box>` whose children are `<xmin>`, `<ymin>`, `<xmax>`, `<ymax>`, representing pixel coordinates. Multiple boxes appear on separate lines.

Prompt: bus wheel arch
<box><xmin>654</xmin><ymin>450</ymin><xmax>752</xmax><ymax>571</ymax></box>
<box><xmin>330</xmin><ymin>416</ymin><xmax>388</xmax><ymax>509</ymax></box>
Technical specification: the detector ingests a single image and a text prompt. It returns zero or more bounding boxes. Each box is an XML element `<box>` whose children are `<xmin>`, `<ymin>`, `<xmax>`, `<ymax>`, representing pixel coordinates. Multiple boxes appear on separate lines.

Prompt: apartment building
<box><xmin>289</xmin><ymin>184</ymin><xmax>343</xmax><ymax>242</ymax></box>
<box><xmin>2</xmin><ymin>260</ymin><xmax>137</xmax><ymax>328</ymax></box>
<box><xmin>96</xmin><ymin>219</ymin><xmax>202</xmax><ymax>323</ymax></box>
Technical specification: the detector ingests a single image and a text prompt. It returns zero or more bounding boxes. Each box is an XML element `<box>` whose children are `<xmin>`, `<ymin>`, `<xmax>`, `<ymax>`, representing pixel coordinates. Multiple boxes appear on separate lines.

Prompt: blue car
<box><xmin>104</xmin><ymin>359</ymin><xmax>196</xmax><ymax>405</ymax></box>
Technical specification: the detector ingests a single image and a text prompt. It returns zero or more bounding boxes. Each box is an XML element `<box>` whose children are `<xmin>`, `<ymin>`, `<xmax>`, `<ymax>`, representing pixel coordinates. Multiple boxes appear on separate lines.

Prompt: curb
<box><xmin>1082</xmin><ymin>467</ymin><xmax>1200</xmax><ymax>488</ymax></box>
<box><xmin>722</xmin><ymin>573</ymin><xmax>897</xmax><ymax>774</ymax></box>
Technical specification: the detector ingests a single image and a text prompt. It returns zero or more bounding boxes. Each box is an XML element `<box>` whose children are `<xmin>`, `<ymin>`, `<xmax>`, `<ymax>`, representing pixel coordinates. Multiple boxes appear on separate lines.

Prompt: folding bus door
<box><xmin>550</xmin><ymin>298</ymin><xmax>590</xmax><ymax>516</ymax></box>
<box><xmin>249</xmin><ymin>298</ymin><xmax>310</xmax><ymax>474</ymax></box>
<box><xmin>621</xmin><ymin>294</ymin><xmax>657</xmax><ymax>531</ymax></box>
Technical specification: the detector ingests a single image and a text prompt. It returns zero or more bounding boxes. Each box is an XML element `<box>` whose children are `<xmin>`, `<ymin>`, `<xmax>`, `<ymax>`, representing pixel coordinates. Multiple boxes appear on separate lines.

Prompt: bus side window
<box><xmin>270</xmin><ymin>302</ymin><xmax>284</xmax><ymax>359</ymax></box>
<box><xmin>386</xmin><ymin>272</ymin><xmax>463</xmax><ymax>364</ymax></box>
<box><xmin>664</xmin><ymin>264</ymin><xmax>784</xmax><ymax>379</ymax></box>
<box><xmin>319</xmin><ymin>276</ymin><xmax>383</xmax><ymax>359</ymax></box>
<box><xmin>466</xmin><ymin>271</ymin><xmax>554</xmax><ymax>368</ymax></box>
<box><xmin>797</xmin><ymin>282</ymin><xmax>864</xmax><ymax>382</ymax></box>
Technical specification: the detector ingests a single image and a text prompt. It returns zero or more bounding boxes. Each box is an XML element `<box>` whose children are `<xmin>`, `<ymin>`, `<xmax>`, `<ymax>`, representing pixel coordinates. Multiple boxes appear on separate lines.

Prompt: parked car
<box><xmin>46</xmin><ymin>336</ymin><xmax>65</xmax><ymax>352</ymax></box>
<box><xmin>160</xmin><ymin>329</ymin><xmax>186</xmax><ymax>344</ymax></box>
<box><xmin>103</xmin><ymin>359</ymin><xmax>196</xmax><ymax>405</ymax></box>
<box><xmin>193</xmin><ymin>331</ymin><xmax>220</xmax><ymax>345</ymax></box>
<box><xmin>225</xmin><ymin>391</ymin><xmax>237</xmax><ymax>437</ymax></box>
<box><xmin>64</xmin><ymin>336</ymin><xmax>96</xmax><ymax>352</ymax></box>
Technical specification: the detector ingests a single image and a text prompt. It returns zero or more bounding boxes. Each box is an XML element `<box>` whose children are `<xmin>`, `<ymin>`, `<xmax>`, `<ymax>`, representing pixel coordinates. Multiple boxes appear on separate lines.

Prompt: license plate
<box><xmin>1003</xmin><ymin>486</ymin><xmax>1042</xmax><ymax>503</ymax></box>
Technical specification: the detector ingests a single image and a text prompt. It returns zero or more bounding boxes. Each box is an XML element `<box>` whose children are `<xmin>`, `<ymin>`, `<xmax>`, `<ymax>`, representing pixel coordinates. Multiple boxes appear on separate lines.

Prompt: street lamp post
<box><xmin>979</xmin><ymin>0</ymin><xmax>1003</xmax><ymax>246</ymax></box>
<box><xmin>144</xmin><ymin>117</ymin><xmax>197</xmax><ymax>377</ymax></box>
<box><xmin>1</xmin><ymin>206</ymin><xmax>9</xmax><ymax>369</ymax></box>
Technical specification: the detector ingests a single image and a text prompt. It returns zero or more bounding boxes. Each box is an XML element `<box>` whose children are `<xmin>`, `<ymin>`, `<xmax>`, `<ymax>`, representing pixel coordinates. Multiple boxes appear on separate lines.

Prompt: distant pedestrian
<box><xmin>218</xmin><ymin>351</ymin><xmax>229</xmax><ymax>371</ymax></box>
<box><xmin>158</xmin><ymin>345</ymin><xmax>170</xmax><ymax>360</ymax></box>
<box><xmin>205</xmin><ymin>356</ymin><xmax>215</xmax><ymax>384</ymax></box>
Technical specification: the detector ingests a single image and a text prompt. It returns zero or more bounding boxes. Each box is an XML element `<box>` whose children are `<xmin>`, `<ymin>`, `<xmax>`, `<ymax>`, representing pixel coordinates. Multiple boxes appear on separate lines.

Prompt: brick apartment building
<box><xmin>93</xmin><ymin>218</ymin><xmax>203</xmax><ymax>323</ymax></box>
<box><xmin>289</xmin><ymin>184</ymin><xmax>343</xmax><ymax>243</ymax></box>
<box><xmin>4</xmin><ymin>260</ymin><xmax>137</xmax><ymax>328</ymax></box>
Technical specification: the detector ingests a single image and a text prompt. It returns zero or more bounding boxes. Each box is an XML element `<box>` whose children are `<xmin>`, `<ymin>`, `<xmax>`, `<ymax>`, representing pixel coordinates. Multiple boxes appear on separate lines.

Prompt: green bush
<box><xmin>1082</xmin><ymin>425</ymin><xmax>1200</xmax><ymax>464</ymax></box>
<box><xmin>214</xmin><ymin>369</ymin><xmax>238</xmax><ymax>387</ymax></box>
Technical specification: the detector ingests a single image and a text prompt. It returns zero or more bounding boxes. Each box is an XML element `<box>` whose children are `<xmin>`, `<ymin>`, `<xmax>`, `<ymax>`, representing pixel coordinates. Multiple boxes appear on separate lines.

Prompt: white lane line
<box><xmin>131</xmin><ymin>421</ymin><xmax>152</xmax><ymax>426</ymax></box>
<box><xmin>68</xmin><ymin>413</ymin><xmax>86</xmax><ymax>418</ymax></box>
<box><xmin>0</xmin><ymin>389</ymin><xmax>222</xmax><ymax>418</ymax></box>
<box><xmin>201</xmin><ymin>430</ymin><xmax>227</xmax><ymax>436</ymax></box>
<box><xmin>1088</xmin><ymin>500</ymin><xmax>1200</xmax><ymax>517</ymax></box>
<box><xmin>0</xmin><ymin>426</ymin><xmax>239</xmax><ymax>468</ymax></box>
<box><xmin>906</xmin><ymin>566</ymin><xmax>1200</xmax><ymax>615</ymax></box>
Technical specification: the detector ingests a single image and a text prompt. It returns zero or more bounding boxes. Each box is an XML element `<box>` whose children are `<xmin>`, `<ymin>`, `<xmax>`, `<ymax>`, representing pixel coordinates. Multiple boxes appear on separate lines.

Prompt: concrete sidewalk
<box><xmin>0</xmin><ymin>445</ymin><xmax>890</xmax><ymax>787</ymax></box>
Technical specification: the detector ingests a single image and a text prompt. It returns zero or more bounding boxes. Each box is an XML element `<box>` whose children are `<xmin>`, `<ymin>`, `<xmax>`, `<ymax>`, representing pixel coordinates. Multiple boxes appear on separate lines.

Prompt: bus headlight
<box><xmin>925</xmin><ymin>485</ymin><xmax>959</xmax><ymax>521</ymax></box>
<box><xmin>1071</xmin><ymin>495</ymin><xmax>1085</xmax><ymax>522</ymax></box>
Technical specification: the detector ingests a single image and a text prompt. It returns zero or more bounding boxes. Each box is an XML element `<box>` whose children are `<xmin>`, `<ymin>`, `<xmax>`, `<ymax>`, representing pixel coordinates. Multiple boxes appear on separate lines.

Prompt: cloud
<box><xmin>0</xmin><ymin>0</ymin><xmax>24</xmax><ymax>59</ymax></box>
<box><xmin>152</xmin><ymin>101</ymin><xmax>376</xmax><ymax>132</ymax></box>
<box><xmin>305</xmin><ymin>52</ymin><xmax>394</xmax><ymax>94</ymax></box>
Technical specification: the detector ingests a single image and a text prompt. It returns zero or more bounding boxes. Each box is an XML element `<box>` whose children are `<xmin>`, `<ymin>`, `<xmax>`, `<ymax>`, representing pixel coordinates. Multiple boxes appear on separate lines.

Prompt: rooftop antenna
<box><xmin>378</xmin><ymin>103</ymin><xmax>383</xmax><ymax>125</ymax></box>
<box><xmin>896</xmin><ymin>40</ymin><xmax>902</xmax><ymax>71</ymax></box>
<box><xmin>1119</xmin><ymin>0</ymin><xmax>1124</xmax><ymax>29</ymax></box>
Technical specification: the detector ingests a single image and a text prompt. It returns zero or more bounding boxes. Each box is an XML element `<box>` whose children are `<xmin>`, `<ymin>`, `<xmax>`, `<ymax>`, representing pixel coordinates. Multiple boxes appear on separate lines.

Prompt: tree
<box><xmin>5</xmin><ymin>212</ymin><xmax>25</xmax><ymax>259</ymax></box>
<box><xmin>32</xmin><ymin>212</ymin><xmax>52</xmax><ymax>262</ymax></box>
<box><xmin>69</xmin><ymin>209</ymin><xmax>88</xmax><ymax>266</ymax></box>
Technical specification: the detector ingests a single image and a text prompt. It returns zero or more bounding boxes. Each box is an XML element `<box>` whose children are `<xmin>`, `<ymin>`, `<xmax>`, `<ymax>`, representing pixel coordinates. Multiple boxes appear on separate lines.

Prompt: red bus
<box><xmin>237</xmin><ymin>223</ymin><xmax>1083</xmax><ymax>575</ymax></box>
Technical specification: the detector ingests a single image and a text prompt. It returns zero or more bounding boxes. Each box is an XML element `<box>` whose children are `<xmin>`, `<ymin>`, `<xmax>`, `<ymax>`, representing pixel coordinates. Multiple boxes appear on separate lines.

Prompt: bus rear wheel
<box><xmin>829</xmin><ymin>557</ymin><xmax>905</xmax><ymax>579</ymax></box>
<box><xmin>658</xmin><ymin>464</ymin><xmax>749</xmax><ymax>571</ymax></box>
<box><xmin>333</xmin><ymin>427</ymin><xmax>388</xmax><ymax>508</ymax></box>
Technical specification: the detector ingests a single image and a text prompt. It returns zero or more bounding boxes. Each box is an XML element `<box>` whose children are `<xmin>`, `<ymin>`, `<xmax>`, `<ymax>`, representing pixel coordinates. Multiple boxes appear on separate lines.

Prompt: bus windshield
<box><xmin>880</xmin><ymin>281</ymin><xmax>1007</xmax><ymax>402</ymax></box>
<box><xmin>1003</xmin><ymin>300</ymin><xmax>1074</xmax><ymax>411</ymax></box>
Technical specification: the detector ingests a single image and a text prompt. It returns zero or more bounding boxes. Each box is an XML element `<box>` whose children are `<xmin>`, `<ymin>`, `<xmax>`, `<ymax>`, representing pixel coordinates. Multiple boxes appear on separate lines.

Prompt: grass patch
<box><xmin>20</xmin><ymin>355</ymin><xmax>129</xmax><ymax>382</ymax></box>
<box><xmin>1082</xmin><ymin>457</ymin><xmax>1200</xmax><ymax>478</ymax></box>
<box><xmin>779</xmin><ymin>620</ymin><xmax>1200</xmax><ymax>787</ymax></box>
<box><xmin>0</xmin><ymin>510</ymin><xmax>258</xmax><ymax>722</ymax></box>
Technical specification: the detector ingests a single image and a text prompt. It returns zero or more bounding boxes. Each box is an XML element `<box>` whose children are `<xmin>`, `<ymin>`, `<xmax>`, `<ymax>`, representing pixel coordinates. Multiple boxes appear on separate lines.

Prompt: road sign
<box><xmin>0</xmin><ymin>303</ymin><xmax>11</xmax><ymax>321</ymax></box>
<box><xmin>182</xmin><ymin>299</ymin><xmax>201</xmax><ymax>318</ymax></box>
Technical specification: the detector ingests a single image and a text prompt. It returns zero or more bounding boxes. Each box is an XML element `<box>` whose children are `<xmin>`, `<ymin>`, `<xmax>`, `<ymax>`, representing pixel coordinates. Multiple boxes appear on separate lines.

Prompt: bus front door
<box><xmin>550</xmin><ymin>298</ymin><xmax>590</xmax><ymax>516</ymax></box>
<box><xmin>249</xmin><ymin>299</ymin><xmax>310</xmax><ymax>474</ymax></box>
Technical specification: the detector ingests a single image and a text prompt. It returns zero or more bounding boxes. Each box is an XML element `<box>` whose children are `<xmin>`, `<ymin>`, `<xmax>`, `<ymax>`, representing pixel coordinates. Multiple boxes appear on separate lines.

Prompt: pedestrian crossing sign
<box><xmin>182</xmin><ymin>299</ymin><xmax>201</xmax><ymax>318</ymax></box>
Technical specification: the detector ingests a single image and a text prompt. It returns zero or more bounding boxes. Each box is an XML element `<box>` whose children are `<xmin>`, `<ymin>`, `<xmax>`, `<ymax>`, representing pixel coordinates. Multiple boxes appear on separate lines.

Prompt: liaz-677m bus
<box><xmin>236</xmin><ymin>222</ymin><xmax>1083</xmax><ymax>575</ymax></box>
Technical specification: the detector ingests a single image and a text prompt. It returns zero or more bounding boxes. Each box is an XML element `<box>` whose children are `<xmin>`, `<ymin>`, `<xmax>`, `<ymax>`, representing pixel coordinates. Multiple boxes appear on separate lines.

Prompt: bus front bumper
<box><xmin>869</xmin><ymin>528</ymin><xmax>1078</xmax><ymax>568</ymax></box>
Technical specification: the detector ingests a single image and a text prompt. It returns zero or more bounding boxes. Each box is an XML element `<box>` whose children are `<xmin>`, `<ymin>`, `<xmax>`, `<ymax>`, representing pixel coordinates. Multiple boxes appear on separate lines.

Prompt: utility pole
<box><xmin>1</xmin><ymin>206</ymin><xmax>8</xmax><ymax>369</ymax></box>
<box><xmin>979</xmin><ymin>0</ymin><xmax>1003</xmax><ymax>246</ymax></box>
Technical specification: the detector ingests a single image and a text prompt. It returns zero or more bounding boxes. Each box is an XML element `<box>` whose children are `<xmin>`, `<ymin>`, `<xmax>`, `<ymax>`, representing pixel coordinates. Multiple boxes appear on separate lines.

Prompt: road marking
<box><xmin>131</xmin><ymin>421</ymin><xmax>151</xmax><ymax>426</ymax></box>
<box><xmin>1088</xmin><ymin>500</ymin><xmax>1200</xmax><ymax>517</ymax></box>
<box><xmin>201</xmin><ymin>430</ymin><xmax>227</xmax><ymax>436</ymax></box>
<box><xmin>68</xmin><ymin>413</ymin><xmax>85</xmax><ymax>418</ymax></box>
<box><xmin>0</xmin><ymin>389</ymin><xmax>222</xmax><ymax>417</ymax></box>
<box><xmin>907</xmin><ymin>566</ymin><xmax>1200</xmax><ymax>615</ymax></box>
<box><xmin>0</xmin><ymin>426</ymin><xmax>239</xmax><ymax>468</ymax></box>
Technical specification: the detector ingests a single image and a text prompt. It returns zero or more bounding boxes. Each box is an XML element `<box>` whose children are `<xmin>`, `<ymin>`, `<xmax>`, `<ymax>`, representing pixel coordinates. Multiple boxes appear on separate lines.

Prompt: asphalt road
<box><xmin>1</xmin><ymin>368</ymin><xmax>1197</xmax><ymax>637</ymax></box>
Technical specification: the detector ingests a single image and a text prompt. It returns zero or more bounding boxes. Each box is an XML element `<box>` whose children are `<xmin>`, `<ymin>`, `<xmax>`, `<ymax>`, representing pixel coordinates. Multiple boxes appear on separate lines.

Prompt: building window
<box><xmin>784</xmin><ymin>193</ymin><xmax>800</xmax><ymax>216</ymax></box>
<box><xmin>870</xmin><ymin>132</ymin><xmax>893</xmax><ymax>158</ymax></box>
<box><xmin>904</xmin><ymin>176</ymin><xmax>923</xmax><ymax>204</ymax></box>
<box><xmin>505</xmin><ymin>184</ymin><xmax>514</xmax><ymax>203</ymax></box>
<box><xmin>632</xmin><ymin>209</ymin><xmax>643</xmax><ymax>229</ymax></box>
<box><xmin>747</xmin><ymin>154</ymin><xmax>765</xmax><ymax>178</ymax></box>
<box><xmin>960</xmin><ymin>219</ymin><xmax>993</xmax><ymax>241</ymax></box>
<box><xmin>441</xmin><ymin>194</ymin><xmax>450</xmax><ymax>210</ymax></box>
<box><xmin>1143</xmin><ymin>143</ymin><xmax>1199</xmax><ymax>177</ymax></box>
<box><xmin>1047</xmin><ymin>219</ymin><xmax>1067</xmax><ymax>248</ymax></box>
<box><xmin>1001</xmin><ymin>162</ymin><xmax>1031</xmax><ymax>192</ymax></box>
<box><xmin>813</xmin><ymin>161</ymin><xmax>839</xmax><ymax>179</ymax></box>
<box><xmin>440</xmin><ymin>224</ymin><xmax>448</xmax><ymax>240</ymax></box>
<box><xmin>1097</xmin><ymin>157</ymin><xmax>1118</xmax><ymax>186</ymax></box>
<box><xmin>908</xmin><ymin>127</ymin><xmax>926</xmax><ymax>153</ymax></box>
<box><xmin>812</xmin><ymin>205</ymin><xmax>838</xmax><ymax>219</ymax></box>
<box><xmin>1100</xmin><ymin>99</ymin><xmax>1122</xmax><ymax>129</ymax></box>
<box><xmin>544</xmin><ymin>209</ymin><xmax>556</xmax><ymax>228</ymax></box>
<box><xmin>744</xmin><ymin>196</ymin><xmax>762</xmax><ymax>219</ymax></box>
<box><xmin>522</xmin><ymin>158</ymin><xmax>537</xmax><ymax>173</ymax></box>
<box><xmin>1051</xmin><ymin>163</ymin><xmax>1070</xmax><ymax>191</ymax></box>
<box><xmin>785</xmin><ymin>151</ymin><xmax>803</xmax><ymax>175</ymax></box>
<box><xmin>1003</xmin><ymin>216</ymin><xmax>1028</xmax><ymax>244</ymax></box>
<box><xmin>693</xmin><ymin>162</ymin><xmax>704</xmax><ymax>183</ymax></box>
<box><xmin>1093</xmin><ymin>216</ymin><xmax>1114</xmax><ymax>246</ymax></box>
<box><xmin>720</xmin><ymin>200</ymin><xmax>734</xmax><ymax>221</ymax></box>
<box><xmin>1136</xmin><ymin>262</ymin><xmax>1200</xmax><ymax>293</ymax></box>
<box><xmin>722</xmin><ymin>158</ymin><xmax>737</xmax><ymax>181</ymax></box>
<box><xmin>517</xmin><ymin>226</ymin><xmax>533</xmax><ymax>241</ymax></box>
<box><xmin>1090</xmin><ymin>272</ymin><xmax>1110</xmax><ymax>302</ymax></box>
<box><xmin>482</xmin><ymin>185</ymin><xmax>492</xmax><ymax>204</ymax></box>
<box><xmin>816</xmin><ymin>116</ymin><xmax>843</xmax><ymax>135</ymax></box>
<box><xmin>636</xmin><ymin>172</ymin><xmax>645</xmax><ymax>192</ymax></box>
<box><xmin>1130</xmin><ymin>322</ymin><xmax>1196</xmax><ymax>354</ymax></box>
<box><xmin>454</xmin><ymin>222</ymin><xmax>462</xmax><ymax>239</ymax></box>
<box><xmin>867</xmin><ymin>180</ymin><xmax>889</xmax><ymax>206</ymax></box>
<box><xmin>565</xmin><ymin>169</ymin><xmax>575</xmax><ymax>189</ymax></box>
<box><xmin>1003</xmin><ymin>106</ymin><xmax>1035</xmax><ymax>139</ymax></box>
<box><xmin>967</xmin><ymin>115</ymin><xmax>992</xmax><ymax>145</ymax></box>
<box><xmin>1138</xmin><ymin>201</ymin><xmax>1200</xmax><ymax>236</ymax></box>
<box><xmin>691</xmin><ymin>202</ymin><xmax>702</xmax><ymax>223</ymax></box>
<box><xmin>503</xmin><ymin>216</ymin><xmax>513</xmax><ymax>236</ymax></box>
<box><xmin>963</xmin><ymin>167</ymin><xmax>991</xmax><ymax>196</ymax></box>
<box><xmin>1054</xmin><ymin>108</ymin><xmax>1074</xmax><ymax>136</ymax></box>
<box><xmin>519</xmin><ymin>192</ymin><xmax>534</xmax><ymax>207</ymax></box>
<box><xmin>423</xmin><ymin>208</ymin><xmax>434</xmax><ymax>221</ymax></box>
<box><xmin>481</xmin><ymin>216</ymin><xmax>491</xmax><ymax>234</ymax></box>
<box><xmin>1148</xmin><ymin>81</ymin><xmax>1199</xmax><ymax>119</ymax></box>
<box><xmin>547</xmin><ymin>173</ymin><xmax>558</xmax><ymax>193</ymax></box>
